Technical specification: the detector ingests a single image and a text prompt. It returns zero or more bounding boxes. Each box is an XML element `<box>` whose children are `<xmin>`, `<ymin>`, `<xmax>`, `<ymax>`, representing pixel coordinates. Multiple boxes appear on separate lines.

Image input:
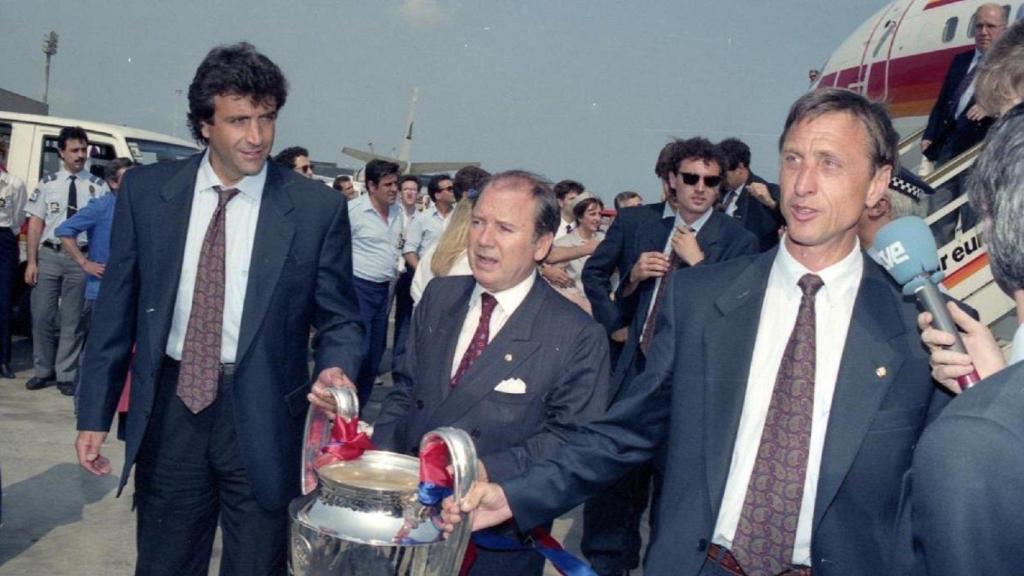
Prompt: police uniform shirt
<box><xmin>0</xmin><ymin>170</ymin><xmax>27</xmax><ymax>234</ymax></box>
<box><xmin>25</xmin><ymin>168</ymin><xmax>109</xmax><ymax>246</ymax></box>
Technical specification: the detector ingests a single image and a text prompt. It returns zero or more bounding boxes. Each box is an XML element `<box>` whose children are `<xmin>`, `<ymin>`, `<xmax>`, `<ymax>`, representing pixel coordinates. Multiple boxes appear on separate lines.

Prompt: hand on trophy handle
<box><xmin>307</xmin><ymin>367</ymin><xmax>357</xmax><ymax>419</ymax></box>
<box><xmin>440</xmin><ymin>480</ymin><xmax>514</xmax><ymax>535</ymax></box>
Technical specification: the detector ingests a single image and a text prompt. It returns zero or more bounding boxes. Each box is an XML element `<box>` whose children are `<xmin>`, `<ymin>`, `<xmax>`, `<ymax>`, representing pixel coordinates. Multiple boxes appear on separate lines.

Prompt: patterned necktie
<box><xmin>450</xmin><ymin>293</ymin><xmax>498</xmax><ymax>389</ymax></box>
<box><xmin>177</xmin><ymin>186</ymin><xmax>240</xmax><ymax>413</ymax></box>
<box><xmin>953</xmin><ymin>60</ymin><xmax>979</xmax><ymax>117</ymax></box>
<box><xmin>718</xmin><ymin>189</ymin><xmax>737</xmax><ymax>214</ymax></box>
<box><xmin>639</xmin><ymin>248</ymin><xmax>682</xmax><ymax>356</ymax></box>
<box><xmin>731</xmin><ymin>273</ymin><xmax>824</xmax><ymax>576</ymax></box>
<box><xmin>67</xmin><ymin>175</ymin><xmax>78</xmax><ymax>219</ymax></box>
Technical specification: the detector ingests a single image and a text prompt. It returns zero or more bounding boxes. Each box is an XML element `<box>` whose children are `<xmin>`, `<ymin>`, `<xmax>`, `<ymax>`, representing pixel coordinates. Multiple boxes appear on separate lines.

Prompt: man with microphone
<box><xmin>904</xmin><ymin>104</ymin><xmax>1024</xmax><ymax>575</ymax></box>
<box><xmin>443</xmin><ymin>88</ymin><xmax>950</xmax><ymax>576</ymax></box>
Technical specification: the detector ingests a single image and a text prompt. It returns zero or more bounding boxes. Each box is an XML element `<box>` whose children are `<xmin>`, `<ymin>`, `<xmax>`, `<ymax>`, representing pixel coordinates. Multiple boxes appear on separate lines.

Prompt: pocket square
<box><xmin>494</xmin><ymin>378</ymin><xmax>527</xmax><ymax>394</ymax></box>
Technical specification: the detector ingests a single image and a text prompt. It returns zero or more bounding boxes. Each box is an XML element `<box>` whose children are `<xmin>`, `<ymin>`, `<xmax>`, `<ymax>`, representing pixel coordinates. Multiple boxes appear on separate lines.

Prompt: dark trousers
<box><xmin>353</xmin><ymin>277</ymin><xmax>391</xmax><ymax>410</ymax></box>
<box><xmin>392</xmin><ymin>267</ymin><xmax>415</xmax><ymax>372</ymax></box>
<box><xmin>0</xmin><ymin>229</ymin><xmax>16</xmax><ymax>365</ymax></box>
<box><xmin>582</xmin><ymin>349</ymin><xmax>657</xmax><ymax>575</ymax></box>
<box><xmin>134</xmin><ymin>359</ymin><xmax>288</xmax><ymax>576</ymax></box>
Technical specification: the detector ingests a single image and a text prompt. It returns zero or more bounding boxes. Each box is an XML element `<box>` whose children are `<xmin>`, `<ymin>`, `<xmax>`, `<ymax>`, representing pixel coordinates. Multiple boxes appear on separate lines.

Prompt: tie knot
<box><xmin>480</xmin><ymin>292</ymin><xmax>497</xmax><ymax>314</ymax></box>
<box><xmin>214</xmin><ymin>186</ymin><xmax>240</xmax><ymax>208</ymax></box>
<box><xmin>69</xmin><ymin>175</ymin><xmax>77</xmax><ymax>181</ymax></box>
<box><xmin>798</xmin><ymin>273</ymin><xmax>824</xmax><ymax>297</ymax></box>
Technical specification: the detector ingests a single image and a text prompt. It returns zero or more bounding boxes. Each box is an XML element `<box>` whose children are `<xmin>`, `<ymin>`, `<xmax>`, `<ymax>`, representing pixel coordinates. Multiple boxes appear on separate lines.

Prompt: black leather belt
<box><xmin>42</xmin><ymin>240</ymin><xmax>87</xmax><ymax>253</ymax></box>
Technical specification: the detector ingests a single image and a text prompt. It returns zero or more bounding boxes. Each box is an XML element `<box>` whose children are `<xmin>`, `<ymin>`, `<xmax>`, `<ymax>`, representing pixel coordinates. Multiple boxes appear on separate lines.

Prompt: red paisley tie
<box><xmin>176</xmin><ymin>186</ymin><xmax>239</xmax><ymax>413</ymax></box>
<box><xmin>730</xmin><ymin>273</ymin><xmax>824</xmax><ymax>576</ymax></box>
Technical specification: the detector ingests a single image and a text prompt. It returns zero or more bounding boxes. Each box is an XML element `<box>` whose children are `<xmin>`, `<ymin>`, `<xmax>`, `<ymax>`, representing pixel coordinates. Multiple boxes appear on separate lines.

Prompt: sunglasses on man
<box><xmin>677</xmin><ymin>171</ymin><xmax>722</xmax><ymax>188</ymax></box>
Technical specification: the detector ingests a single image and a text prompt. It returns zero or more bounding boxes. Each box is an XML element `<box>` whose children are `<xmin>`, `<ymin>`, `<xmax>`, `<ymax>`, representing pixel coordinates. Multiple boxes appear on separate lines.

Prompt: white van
<box><xmin>0</xmin><ymin>110</ymin><xmax>200</xmax><ymax>192</ymax></box>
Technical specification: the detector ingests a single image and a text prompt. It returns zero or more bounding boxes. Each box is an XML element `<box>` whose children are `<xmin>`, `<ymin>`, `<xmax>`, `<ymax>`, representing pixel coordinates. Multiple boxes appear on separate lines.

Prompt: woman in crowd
<box><xmin>410</xmin><ymin>197</ymin><xmax>473</xmax><ymax>306</ymax></box>
<box><xmin>548</xmin><ymin>195</ymin><xmax>605</xmax><ymax>314</ymax></box>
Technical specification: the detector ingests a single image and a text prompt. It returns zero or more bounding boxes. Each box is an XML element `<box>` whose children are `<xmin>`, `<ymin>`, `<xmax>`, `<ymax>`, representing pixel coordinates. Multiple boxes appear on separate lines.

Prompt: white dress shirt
<box><xmin>722</xmin><ymin>183</ymin><xmax>744</xmax><ymax>217</ymax></box>
<box><xmin>556</xmin><ymin>216</ymin><xmax>574</xmax><ymax>240</ymax></box>
<box><xmin>0</xmin><ymin>170</ymin><xmax>27</xmax><ymax>234</ymax></box>
<box><xmin>712</xmin><ymin>238</ymin><xmax>864</xmax><ymax>566</ymax></box>
<box><xmin>639</xmin><ymin>207</ymin><xmax>713</xmax><ymax>347</ymax></box>
<box><xmin>451</xmin><ymin>272</ymin><xmax>536</xmax><ymax>378</ymax></box>
<box><xmin>166</xmin><ymin>152</ymin><xmax>265</xmax><ymax>363</ymax></box>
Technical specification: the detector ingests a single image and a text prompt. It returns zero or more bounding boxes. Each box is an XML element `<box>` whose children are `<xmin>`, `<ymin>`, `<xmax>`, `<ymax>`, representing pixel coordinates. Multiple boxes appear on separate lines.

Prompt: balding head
<box><xmin>975</xmin><ymin>3</ymin><xmax>1008</xmax><ymax>53</ymax></box>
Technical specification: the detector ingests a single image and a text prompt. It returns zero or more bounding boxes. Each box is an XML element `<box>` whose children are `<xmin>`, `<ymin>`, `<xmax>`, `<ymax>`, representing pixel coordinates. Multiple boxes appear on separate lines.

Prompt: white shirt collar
<box><xmin>675</xmin><ymin>207</ymin><xmax>713</xmax><ymax>234</ymax></box>
<box><xmin>1010</xmin><ymin>323</ymin><xmax>1024</xmax><ymax>365</ymax></box>
<box><xmin>469</xmin><ymin>271</ymin><xmax>537</xmax><ymax>318</ymax></box>
<box><xmin>58</xmin><ymin>168</ymin><xmax>88</xmax><ymax>180</ymax></box>
<box><xmin>773</xmin><ymin>237</ymin><xmax>864</xmax><ymax>303</ymax></box>
<box><xmin>195</xmin><ymin>150</ymin><xmax>266</xmax><ymax>201</ymax></box>
<box><xmin>662</xmin><ymin>202</ymin><xmax>675</xmax><ymax>219</ymax></box>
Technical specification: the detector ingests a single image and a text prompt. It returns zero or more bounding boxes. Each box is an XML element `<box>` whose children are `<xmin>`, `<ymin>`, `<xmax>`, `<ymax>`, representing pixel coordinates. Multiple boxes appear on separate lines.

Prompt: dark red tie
<box><xmin>450</xmin><ymin>293</ymin><xmax>497</xmax><ymax>389</ymax></box>
<box><xmin>639</xmin><ymin>249</ymin><xmax>682</xmax><ymax>356</ymax></box>
<box><xmin>177</xmin><ymin>186</ymin><xmax>239</xmax><ymax>413</ymax></box>
<box><xmin>731</xmin><ymin>273</ymin><xmax>824</xmax><ymax>576</ymax></box>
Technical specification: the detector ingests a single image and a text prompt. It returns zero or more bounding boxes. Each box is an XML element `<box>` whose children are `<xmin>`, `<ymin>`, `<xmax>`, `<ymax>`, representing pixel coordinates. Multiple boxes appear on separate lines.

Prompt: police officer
<box><xmin>0</xmin><ymin>139</ymin><xmax>27</xmax><ymax>379</ymax></box>
<box><xmin>23</xmin><ymin>126</ymin><xmax>108</xmax><ymax>395</ymax></box>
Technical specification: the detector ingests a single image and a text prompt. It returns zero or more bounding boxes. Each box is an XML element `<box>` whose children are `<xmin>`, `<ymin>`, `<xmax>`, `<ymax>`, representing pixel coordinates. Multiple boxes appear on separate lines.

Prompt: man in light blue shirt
<box><xmin>347</xmin><ymin>158</ymin><xmax>403</xmax><ymax>408</ymax></box>
<box><xmin>403</xmin><ymin>173</ymin><xmax>456</xmax><ymax>270</ymax></box>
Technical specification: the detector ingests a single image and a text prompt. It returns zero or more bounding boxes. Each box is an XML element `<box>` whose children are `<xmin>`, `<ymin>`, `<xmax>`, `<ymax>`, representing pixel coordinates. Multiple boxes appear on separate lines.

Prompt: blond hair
<box><xmin>431</xmin><ymin>198</ymin><xmax>474</xmax><ymax>277</ymax></box>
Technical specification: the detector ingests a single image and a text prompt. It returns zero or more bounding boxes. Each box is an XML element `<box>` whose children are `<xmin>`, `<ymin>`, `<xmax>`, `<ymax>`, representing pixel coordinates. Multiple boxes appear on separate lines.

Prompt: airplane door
<box><xmin>860</xmin><ymin>0</ymin><xmax>916</xmax><ymax>101</ymax></box>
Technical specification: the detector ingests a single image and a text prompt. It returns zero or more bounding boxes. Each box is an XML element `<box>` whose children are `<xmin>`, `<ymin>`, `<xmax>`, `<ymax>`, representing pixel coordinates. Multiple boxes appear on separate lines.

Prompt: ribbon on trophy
<box><xmin>416</xmin><ymin>439</ymin><xmax>597</xmax><ymax>576</ymax></box>
<box><xmin>313</xmin><ymin>410</ymin><xmax>375</xmax><ymax>469</ymax></box>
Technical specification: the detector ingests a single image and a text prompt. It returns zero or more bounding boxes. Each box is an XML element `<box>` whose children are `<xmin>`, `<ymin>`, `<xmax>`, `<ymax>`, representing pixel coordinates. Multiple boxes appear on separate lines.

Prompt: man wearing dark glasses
<box><xmin>580</xmin><ymin>137</ymin><xmax>757</xmax><ymax>576</ymax></box>
<box><xmin>273</xmin><ymin>145</ymin><xmax>314</xmax><ymax>178</ymax></box>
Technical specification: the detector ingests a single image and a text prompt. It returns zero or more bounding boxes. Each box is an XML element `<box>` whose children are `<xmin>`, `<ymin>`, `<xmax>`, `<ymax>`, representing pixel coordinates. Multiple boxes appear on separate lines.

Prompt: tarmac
<box><xmin>0</xmin><ymin>336</ymin><xmax>624</xmax><ymax>575</ymax></box>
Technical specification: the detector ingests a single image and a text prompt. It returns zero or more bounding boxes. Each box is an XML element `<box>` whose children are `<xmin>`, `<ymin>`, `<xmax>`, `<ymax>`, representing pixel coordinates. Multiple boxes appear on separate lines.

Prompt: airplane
<box><xmin>815</xmin><ymin>0</ymin><xmax>1023</xmax><ymax>344</ymax></box>
<box><xmin>814</xmin><ymin>0</ymin><xmax>1021</xmax><ymax>135</ymax></box>
<box><xmin>341</xmin><ymin>88</ymin><xmax>480</xmax><ymax>177</ymax></box>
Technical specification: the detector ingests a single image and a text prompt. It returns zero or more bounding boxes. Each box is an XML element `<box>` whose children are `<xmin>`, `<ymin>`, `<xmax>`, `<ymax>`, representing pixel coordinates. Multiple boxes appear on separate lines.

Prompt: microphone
<box><xmin>874</xmin><ymin>216</ymin><xmax>981</xmax><ymax>390</ymax></box>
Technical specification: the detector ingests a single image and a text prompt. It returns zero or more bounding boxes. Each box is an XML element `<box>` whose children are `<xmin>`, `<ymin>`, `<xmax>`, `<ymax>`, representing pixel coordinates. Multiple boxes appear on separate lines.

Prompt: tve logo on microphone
<box><xmin>877</xmin><ymin>241</ymin><xmax>909</xmax><ymax>270</ymax></box>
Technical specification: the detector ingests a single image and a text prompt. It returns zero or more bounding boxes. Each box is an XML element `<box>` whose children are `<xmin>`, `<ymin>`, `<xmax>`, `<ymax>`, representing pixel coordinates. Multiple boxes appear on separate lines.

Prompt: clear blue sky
<box><xmin>0</xmin><ymin>0</ymin><xmax>884</xmax><ymax>202</ymax></box>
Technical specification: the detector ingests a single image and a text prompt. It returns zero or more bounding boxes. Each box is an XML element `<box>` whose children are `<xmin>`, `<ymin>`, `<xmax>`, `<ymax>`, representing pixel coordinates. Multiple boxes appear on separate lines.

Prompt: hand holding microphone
<box><xmin>874</xmin><ymin>217</ymin><xmax>981</xmax><ymax>390</ymax></box>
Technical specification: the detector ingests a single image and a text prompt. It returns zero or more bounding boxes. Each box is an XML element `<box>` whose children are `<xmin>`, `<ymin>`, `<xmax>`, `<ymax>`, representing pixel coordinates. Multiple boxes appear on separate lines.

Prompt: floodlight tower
<box><xmin>42</xmin><ymin>31</ymin><xmax>58</xmax><ymax>104</ymax></box>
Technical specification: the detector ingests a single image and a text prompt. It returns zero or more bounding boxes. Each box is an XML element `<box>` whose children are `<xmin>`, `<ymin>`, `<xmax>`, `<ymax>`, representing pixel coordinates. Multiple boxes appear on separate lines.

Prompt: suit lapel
<box><xmin>697</xmin><ymin>211</ymin><xmax>724</xmax><ymax>258</ymax></box>
<box><xmin>148</xmin><ymin>155</ymin><xmax>202</xmax><ymax>368</ymax></box>
<box><xmin>703</xmin><ymin>251</ymin><xmax>775</xmax><ymax>515</ymax></box>
<box><xmin>235</xmin><ymin>164</ymin><xmax>296</xmax><ymax>366</ymax></box>
<box><xmin>421</xmin><ymin>279</ymin><xmax>475</xmax><ymax>413</ymax></box>
<box><xmin>812</xmin><ymin>257</ymin><xmax>906</xmax><ymax>531</ymax></box>
<box><xmin>426</xmin><ymin>278</ymin><xmax>547</xmax><ymax>427</ymax></box>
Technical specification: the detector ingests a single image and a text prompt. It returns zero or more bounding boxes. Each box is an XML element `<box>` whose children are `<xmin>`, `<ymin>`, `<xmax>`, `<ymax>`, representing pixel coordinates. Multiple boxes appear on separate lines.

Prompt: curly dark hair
<box><xmin>187</xmin><ymin>42</ymin><xmax>289</xmax><ymax>144</ymax></box>
<box><xmin>668</xmin><ymin>137</ymin><xmax>727</xmax><ymax>176</ymax></box>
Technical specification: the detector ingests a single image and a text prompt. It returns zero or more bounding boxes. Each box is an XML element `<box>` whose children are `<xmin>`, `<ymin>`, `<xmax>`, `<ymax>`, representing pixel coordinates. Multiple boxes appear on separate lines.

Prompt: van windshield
<box><xmin>127</xmin><ymin>138</ymin><xmax>199</xmax><ymax>164</ymax></box>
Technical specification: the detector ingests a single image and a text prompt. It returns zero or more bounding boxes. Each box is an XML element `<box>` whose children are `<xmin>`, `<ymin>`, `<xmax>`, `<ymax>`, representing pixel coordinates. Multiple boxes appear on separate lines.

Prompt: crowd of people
<box><xmin>0</xmin><ymin>3</ymin><xmax>1021</xmax><ymax>575</ymax></box>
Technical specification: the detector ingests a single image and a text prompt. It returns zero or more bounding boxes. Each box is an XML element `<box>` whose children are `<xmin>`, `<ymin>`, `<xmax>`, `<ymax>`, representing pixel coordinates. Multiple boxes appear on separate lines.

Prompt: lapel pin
<box><xmin>504</xmin><ymin>353</ymin><xmax>513</xmax><ymax>362</ymax></box>
<box><xmin>875</xmin><ymin>366</ymin><xmax>887</xmax><ymax>378</ymax></box>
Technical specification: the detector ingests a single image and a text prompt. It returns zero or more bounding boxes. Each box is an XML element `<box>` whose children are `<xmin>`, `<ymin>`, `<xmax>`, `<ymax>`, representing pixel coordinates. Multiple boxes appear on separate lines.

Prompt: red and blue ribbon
<box><xmin>416</xmin><ymin>438</ymin><xmax>597</xmax><ymax>576</ymax></box>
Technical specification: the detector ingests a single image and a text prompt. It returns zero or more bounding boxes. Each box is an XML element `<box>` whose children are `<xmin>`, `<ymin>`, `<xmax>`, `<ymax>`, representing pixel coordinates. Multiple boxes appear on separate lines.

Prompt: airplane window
<box><xmin>943</xmin><ymin>17</ymin><xmax>958</xmax><ymax>42</ymax></box>
<box><xmin>1018</xmin><ymin>4</ymin><xmax>1024</xmax><ymax>21</ymax></box>
<box><xmin>968</xmin><ymin>14</ymin><xmax>977</xmax><ymax>38</ymax></box>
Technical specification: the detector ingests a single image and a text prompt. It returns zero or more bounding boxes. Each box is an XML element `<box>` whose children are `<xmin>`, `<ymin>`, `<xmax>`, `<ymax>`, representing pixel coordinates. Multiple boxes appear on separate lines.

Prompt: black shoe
<box><xmin>57</xmin><ymin>381</ymin><xmax>76</xmax><ymax>396</ymax></box>
<box><xmin>25</xmin><ymin>376</ymin><xmax>56</xmax><ymax>390</ymax></box>
<box><xmin>0</xmin><ymin>364</ymin><xmax>14</xmax><ymax>378</ymax></box>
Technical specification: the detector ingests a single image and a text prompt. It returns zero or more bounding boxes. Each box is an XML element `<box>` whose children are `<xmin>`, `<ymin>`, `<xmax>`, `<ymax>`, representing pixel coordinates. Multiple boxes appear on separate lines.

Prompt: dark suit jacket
<box><xmin>372</xmin><ymin>274</ymin><xmax>611</xmax><ymax>484</ymax></box>
<box><xmin>501</xmin><ymin>250</ymin><xmax>950</xmax><ymax>576</ymax></box>
<box><xmin>906</xmin><ymin>362</ymin><xmax>1024</xmax><ymax>576</ymax></box>
<box><xmin>923</xmin><ymin>50</ymin><xmax>995</xmax><ymax>163</ymax></box>
<box><xmin>582</xmin><ymin>201</ymin><xmax>666</xmax><ymax>335</ymax></box>
<box><xmin>77</xmin><ymin>155</ymin><xmax>364</xmax><ymax>510</ymax></box>
<box><xmin>612</xmin><ymin>209</ymin><xmax>758</xmax><ymax>398</ymax></box>
<box><xmin>726</xmin><ymin>173</ymin><xmax>783</xmax><ymax>252</ymax></box>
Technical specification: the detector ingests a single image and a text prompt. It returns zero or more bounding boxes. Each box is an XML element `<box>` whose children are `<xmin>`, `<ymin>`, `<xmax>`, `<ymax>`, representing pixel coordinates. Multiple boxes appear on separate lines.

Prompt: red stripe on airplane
<box><xmin>820</xmin><ymin>45</ymin><xmax>974</xmax><ymax>118</ymax></box>
<box><xmin>925</xmin><ymin>0</ymin><xmax>966</xmax><ymax>9</ymax></box>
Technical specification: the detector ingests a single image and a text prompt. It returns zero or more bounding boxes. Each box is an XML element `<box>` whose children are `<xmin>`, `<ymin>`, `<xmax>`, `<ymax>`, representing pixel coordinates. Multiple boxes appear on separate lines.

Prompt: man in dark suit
<box><xmin>718</xmin><ymin>138</ymin><xmax>784</xmax><ymax>251</ymax></box>
<box><xmin>75</xmin><ymin>43</ymin><xmax>364</xmax><ymax>576</ymax></box>
<box><xmin>922</xmin><ymin>3</ymin><xmax>1006</xmax><ymax>166</ymax></box>
<box><xmin>446</xmin><ymin>88</ymin><xmax>951</xmax><ymax>576</ymax></box>
<box><xmin>907</xmin><ymin>100</ymin><xmax>1024</xmax><ymax>576</ymax></box>
<box><xmin>582</xmin><ymin>141</ymin><xmax>677</xmax><ymax>350</ymax></box>
<box><xmin>580</xmin><ymin>137</ymin><xmax>758</xmax><ymax>576</ymax></box>
<box><xmin>372</xmin><ymin>171</ymin><xmax>610</xmax><ymax>576</ymax></box>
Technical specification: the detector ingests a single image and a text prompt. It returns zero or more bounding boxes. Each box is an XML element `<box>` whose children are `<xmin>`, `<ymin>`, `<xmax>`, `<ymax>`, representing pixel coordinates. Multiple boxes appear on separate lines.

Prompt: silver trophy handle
<box><xmin>327</xmin><ymin>386</ymin><xmax>359</xmax><ymax>423</ymax></box>
<box><xmin>420</xmin><ymin>427</ymin><xmax>478</xmax><ymax>573</ymax></box>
